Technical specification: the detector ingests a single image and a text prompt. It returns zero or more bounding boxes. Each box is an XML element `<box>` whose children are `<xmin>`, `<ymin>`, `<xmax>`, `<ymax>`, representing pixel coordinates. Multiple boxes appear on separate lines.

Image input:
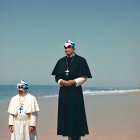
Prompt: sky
<box><xmin>0</xmin><ymin>0</ymin><xmax>140</xmax><ymax>88</ymax></box>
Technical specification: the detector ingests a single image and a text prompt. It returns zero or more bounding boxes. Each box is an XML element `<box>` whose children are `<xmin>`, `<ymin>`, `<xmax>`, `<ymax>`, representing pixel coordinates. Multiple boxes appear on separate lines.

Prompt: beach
<box><xmin>0</xmin><ymin>92</ymin><xmax>140</xmax><ymax>140</ymax></box>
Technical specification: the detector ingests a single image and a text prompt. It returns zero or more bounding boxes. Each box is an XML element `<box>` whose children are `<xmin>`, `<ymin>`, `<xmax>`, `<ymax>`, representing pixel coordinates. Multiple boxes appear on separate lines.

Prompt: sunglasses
<box><xmin>64</xmin><ymin>45</ymin><xmax>71</xmax><ymax>49</ymax></box>
<box><xmin>18</xmin><ymin>85</ymin><xmax>24</xmax><ymax>88</ymax></box>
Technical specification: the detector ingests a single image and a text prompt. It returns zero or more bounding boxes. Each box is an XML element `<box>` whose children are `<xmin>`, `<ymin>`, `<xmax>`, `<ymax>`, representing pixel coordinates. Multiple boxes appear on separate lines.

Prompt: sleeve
<box><xmin>74</xmin><ymin>76</ymin><xmax>88</xmax><ymax>87</ymax></box>
<box><xmin>30</xmin><ymin>112</ymin><xmax>38</xmax><ymax>127</ymax></box>
<box><xmin>58</xmin><ymin>79</ymin><xmax>63</xmax><ymax>87</ymax></box>
<box><xmin>9</xmin><ymin>114</ymin><xmax>14</xmax><ymax>125</ymax></box>
<box><xmin>55</xmin><ymin>76</ymin><xmax>63</xmax><ymax>87</ymax></box>
<box><xmin>79</xmin><ymin>58</ymin><xmax>92</xmax><ymax>78</ymax></box>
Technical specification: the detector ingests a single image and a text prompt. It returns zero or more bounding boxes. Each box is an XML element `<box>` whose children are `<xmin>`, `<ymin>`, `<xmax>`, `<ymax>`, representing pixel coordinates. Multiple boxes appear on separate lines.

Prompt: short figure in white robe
<box><xmin>8</xmin><ymin>80</ymin><xmax>40</xmax><ymax>140</ymax></box>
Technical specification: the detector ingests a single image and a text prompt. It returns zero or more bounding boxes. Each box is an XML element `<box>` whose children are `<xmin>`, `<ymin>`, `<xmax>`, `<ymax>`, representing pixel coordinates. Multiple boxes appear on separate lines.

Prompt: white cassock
<box><xmin>8</xmin><ymin>93</ymin><xmax>40</xmax><ymax>140</ymax></box>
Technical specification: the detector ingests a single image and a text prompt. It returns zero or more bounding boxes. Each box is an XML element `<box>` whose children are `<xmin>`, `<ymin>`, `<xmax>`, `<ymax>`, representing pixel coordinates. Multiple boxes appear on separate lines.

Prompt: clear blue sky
<box><xmin>0</xmin><ymin>0</ymin><xmax>140</xmax><ymax>88</ymax></box>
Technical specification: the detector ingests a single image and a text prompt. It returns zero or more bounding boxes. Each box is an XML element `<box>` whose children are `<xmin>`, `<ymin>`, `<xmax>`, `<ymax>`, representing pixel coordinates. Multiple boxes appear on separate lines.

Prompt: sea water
<box><xmin>0</xmin><ymin>85</ymin><xmax>140</xmax><ymax>102</ymax></box>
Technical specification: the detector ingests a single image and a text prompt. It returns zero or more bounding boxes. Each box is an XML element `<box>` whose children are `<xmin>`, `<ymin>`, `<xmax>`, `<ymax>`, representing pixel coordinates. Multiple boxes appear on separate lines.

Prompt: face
<box><xmin>18</xmin><ymin>88</ymin><xmax>27</xmax><ymax>94</ymax></box>
<box><xmin>64</xmin><ymin>46</ymin><xmax>75</xmax><ymax>56</ymax></box>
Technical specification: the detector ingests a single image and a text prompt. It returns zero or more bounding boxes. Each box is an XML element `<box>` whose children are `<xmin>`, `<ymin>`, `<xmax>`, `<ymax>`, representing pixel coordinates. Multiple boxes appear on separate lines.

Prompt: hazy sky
<box><xmin>0</xmin><ymin>0</ymin><xmax>140</xmax><ymax>88</ymax></box>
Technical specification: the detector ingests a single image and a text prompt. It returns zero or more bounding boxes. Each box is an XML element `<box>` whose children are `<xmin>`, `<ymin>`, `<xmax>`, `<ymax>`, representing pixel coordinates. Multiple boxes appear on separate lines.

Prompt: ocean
<box><xmin>0</xmin><ymin>85</ymin><xmax>140</xmax><ymax>102</ymax></box>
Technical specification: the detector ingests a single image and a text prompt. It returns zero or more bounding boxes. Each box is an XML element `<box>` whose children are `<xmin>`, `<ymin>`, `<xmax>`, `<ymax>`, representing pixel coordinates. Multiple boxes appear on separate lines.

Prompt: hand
<box><xmin>60</xmin><ymin>80</ymin><xmax>76</xmax><ymax>87</ymax></box>
<box><xmin>9</xmin><ymin>125</ymin><xmax>14</xmax><ymax>133</ymax></box>
<box><xmin>29</xmin><ymin>126</ymin><xmax>35</xmax><ymax>133</ymax></box>
<box><xmin>60</xmin><ymin>80</ymin><xmax>70</xmax><ymax>87</ymax></box>
<box><xmin>67</xmin><ymin>80</ymin><xmax>76</xmax><ymax>86</ymax></box>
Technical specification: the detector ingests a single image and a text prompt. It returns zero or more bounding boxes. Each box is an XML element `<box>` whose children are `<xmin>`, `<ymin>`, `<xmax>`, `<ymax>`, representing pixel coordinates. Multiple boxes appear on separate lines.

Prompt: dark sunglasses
<box><xmin>18</xmin><ymin>85</ymin><xmax>24</xmax><ymax>88</ymax></box>
<box><xmin>64</xmin><ymin>45</ymin><xmax>71</xmax><ymax>49</ymax></box>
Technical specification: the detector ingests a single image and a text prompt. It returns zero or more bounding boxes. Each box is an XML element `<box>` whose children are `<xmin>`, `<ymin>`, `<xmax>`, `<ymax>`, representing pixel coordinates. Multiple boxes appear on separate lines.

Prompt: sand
<box><xmin>0</xmin><ymin>92</ymin><xmax>140</xmax><ymax>140</ymax></box>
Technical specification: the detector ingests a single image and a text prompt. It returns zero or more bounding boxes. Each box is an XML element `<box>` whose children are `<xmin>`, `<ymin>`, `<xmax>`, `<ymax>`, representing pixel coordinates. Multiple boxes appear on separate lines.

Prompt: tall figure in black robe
<box><xmin>51</xmin><ymin>40</ymin><xmax>92</xmax><ymax>140</ymax></box>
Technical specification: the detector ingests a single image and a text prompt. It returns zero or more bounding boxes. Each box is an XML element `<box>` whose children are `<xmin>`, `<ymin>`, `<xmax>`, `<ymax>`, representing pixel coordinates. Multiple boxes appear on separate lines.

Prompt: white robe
<box><xmin>8</xmin><ymin>93</ymin><xmax>40</xmax><ymax>140</ymax></box>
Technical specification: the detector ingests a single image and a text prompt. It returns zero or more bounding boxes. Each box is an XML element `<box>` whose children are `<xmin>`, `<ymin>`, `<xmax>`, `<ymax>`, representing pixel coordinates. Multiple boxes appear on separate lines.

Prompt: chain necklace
<box><xmin>65</xmin><ymin>55</ymin><xmax>75</xmax><ymax>76</ymax></box>
<box><xmin>19</xmin><ymin>93</ymin><xmax>27</xmax><ymax>113</ymax></box>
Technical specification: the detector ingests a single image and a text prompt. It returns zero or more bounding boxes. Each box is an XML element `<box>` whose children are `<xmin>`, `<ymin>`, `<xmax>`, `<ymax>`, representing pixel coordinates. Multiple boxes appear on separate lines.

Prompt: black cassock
<box><xmin>51</xmin><ymin>54</ymin><xmax>92</xmax><ymax>137</ymax></box>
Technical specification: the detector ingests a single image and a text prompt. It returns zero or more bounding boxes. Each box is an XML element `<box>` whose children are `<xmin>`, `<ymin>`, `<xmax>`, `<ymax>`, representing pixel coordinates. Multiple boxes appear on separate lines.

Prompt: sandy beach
<box><xmin>0</xmin><ymin>92</ymin><xmax>140</xmax><ymax>140</ymax></box>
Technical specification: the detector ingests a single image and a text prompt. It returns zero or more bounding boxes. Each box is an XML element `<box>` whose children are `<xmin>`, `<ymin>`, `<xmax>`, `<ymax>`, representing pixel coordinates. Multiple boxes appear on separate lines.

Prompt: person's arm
<box><xmin>9</xmin><ymin>114</ymin><xmax>14</xmax><ymax>125</ymax></box>
<box><xmin>29</xmin><ymin>112</ymin><xmax>37</xmax><ymax>132</ymax></box>
<box><xmin>55</xmin><ymin>76</ymin><xmax>70</xmax><ymax>87</ymax></box>
<box><xmin>56</xmin><ymin>76</ymin><xmax>87</xmax><ymax>87</ymax></box>
<box><xmin>55</xmin><ymin>76</ymin><xmax>63</xmax><ymax>86</ymax></box>
<box><xmin>60</xmin><ymin>76</ymin><xmax>87</xmax><ymax>87</ymax></box>
<box><xmin>58</xmin><ymin>79</ymin><xmax>63</xmax><ymax>86</ymax></box>
<box><xmin>74</xmin><ymin>76</ymin><xmax>88</xmax><ymax>87</ymax></box>
<box><xmin>9</xmin><ymin>114</ymin><xmax>14</xmax><ymax>132</ymax></box>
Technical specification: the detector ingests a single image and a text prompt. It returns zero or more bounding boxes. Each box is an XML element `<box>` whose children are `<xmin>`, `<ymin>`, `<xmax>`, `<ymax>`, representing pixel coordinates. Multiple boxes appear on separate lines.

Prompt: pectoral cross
<box><xmin>19</xmin><ymin>105</ymin><xmax>23</xmax><ymax>113</ymax></box>
<box><xmin>65</xmin><ymin>69</ymin><xmax>70</xmax><ymax>76</ymax></box>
